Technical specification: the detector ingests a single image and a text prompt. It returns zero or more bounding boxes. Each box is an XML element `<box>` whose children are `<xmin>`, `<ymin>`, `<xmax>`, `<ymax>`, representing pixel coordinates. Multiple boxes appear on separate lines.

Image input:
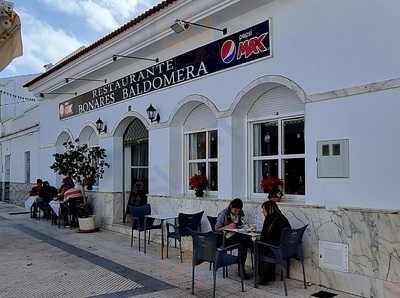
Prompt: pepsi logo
<box><xmin>220</xmin><ymin>40</ymin><xmax>236</xmax><ymax>64</ymax></box>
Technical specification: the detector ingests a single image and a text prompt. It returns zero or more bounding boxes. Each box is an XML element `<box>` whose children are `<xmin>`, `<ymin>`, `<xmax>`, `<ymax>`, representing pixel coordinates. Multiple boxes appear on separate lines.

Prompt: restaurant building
<box><xmin>6</xmin><ymin>0</ymin><xmax>400</xmax><ymax>296</ymax></box>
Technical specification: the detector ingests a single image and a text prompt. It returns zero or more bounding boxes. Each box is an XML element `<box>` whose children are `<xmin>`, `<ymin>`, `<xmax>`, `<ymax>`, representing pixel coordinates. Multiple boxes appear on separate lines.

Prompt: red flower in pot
<box><xmin>189</xmin><ymin>175</ymin><xmax>208</xmax><ymax>197</ymax></box>
<box><xmin>260</xmin><ymin>176</ymin><xmax>283</xmax><ymax>200</ymax></box>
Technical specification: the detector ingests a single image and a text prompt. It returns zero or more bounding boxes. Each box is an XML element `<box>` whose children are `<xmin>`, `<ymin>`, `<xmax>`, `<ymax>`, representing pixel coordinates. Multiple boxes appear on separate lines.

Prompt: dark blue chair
<box><xmin>166</xmin><ymin>211</ymin><xmax>204</xmax><ymax>262</ymax></box>
<box><xmin>129</xmin><ymin>204</ymin><xmax>161</xmax><ymax>251</ymax></box>
<box><xmin>256</xmin><ymin>225</ymin><xmax>308</xmax><ymax>296</ymax></box>
<box><xmin>67</xmin><ymin>197</ymin><xmax>83</xmax><ymax>228</ymax></box>
<box><xmin>207</xmin><ymin>216</ymin><xmax>217</xmax><ymax>232</ymax></box>
<box><xmin>190</xmin><ymin>230</ymin><xmax>244</xmax><ymax>298</ymax></box>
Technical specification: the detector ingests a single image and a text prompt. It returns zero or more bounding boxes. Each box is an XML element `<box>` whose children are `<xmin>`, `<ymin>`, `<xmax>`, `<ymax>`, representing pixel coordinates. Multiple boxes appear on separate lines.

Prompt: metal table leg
<box><xmin>253</xmin><ymin>237</ymin><xmax>257</xmax><ymax>288</ymax></box>
<box><xmin>144</xmin><ymin>217</ymin><xmax>147</xmax><ymax>254</ymax></box>
<box><xmin>161</xmin><ymin>219</ymin><xmax>164</xmax><ymax>259</ymax></box>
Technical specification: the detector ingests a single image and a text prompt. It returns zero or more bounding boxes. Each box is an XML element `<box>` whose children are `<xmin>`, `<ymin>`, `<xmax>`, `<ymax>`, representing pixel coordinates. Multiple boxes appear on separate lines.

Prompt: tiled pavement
<box><xmin>0</xmin><ymin>202</ymin><xmax>358</xmax><ymax>298</ymax></box>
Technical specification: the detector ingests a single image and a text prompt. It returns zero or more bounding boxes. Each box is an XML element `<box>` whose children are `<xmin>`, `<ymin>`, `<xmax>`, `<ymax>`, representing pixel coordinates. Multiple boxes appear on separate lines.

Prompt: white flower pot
<box><xmin>78</xmin><ymin>215</ymin><xmax>98</xmax><ymax>233</ymax></box>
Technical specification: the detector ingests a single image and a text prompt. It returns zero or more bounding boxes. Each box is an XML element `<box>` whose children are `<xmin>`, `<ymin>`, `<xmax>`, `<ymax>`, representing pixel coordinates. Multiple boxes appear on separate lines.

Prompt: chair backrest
<box><xmin>279</xmin><ymin>225</ymin><xmax>308</xmax><ymax>259</ymax></box>
<box><xmin>207</xmin><ymin>216</ymin><xmax>217</xmax><ymax>232</ymax></box>
<box><xmin>67</xmin><ymin>196</ymin><xmax>83</xmax><ymax>207</ymax></box>
<box><xmin>178</xmin><ymin>211</ymin><xmax>204</xmax><ymax>237</ymax></box>
<box><xmin>129</xmin><ymin>204</ymin><xmax>152</xmax><ymax>229</ymax></box>
<box><xmin>191</xmin><ymin>231</ymin><xmax>217</xmax><ymax>265</ymax></box>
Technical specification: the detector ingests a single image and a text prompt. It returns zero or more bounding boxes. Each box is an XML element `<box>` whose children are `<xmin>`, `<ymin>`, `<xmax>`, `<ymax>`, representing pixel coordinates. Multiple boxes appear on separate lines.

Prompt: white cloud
<box><xmin>41</xmin><ymin>0</ymin><xmax>160</xmax><ymax>33</ymax></box>
<box><xmin>3</xmin><ymin>9</ymin><xmax>86</xmax><ymax>75</ymax></box>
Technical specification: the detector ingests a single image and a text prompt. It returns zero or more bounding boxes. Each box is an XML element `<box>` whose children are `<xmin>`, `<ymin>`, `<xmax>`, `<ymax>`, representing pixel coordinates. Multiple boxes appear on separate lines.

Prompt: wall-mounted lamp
<box><xmin>96</xmin><ymin>118</ymin><xmax>107</xmax><ymax>134</ymax></box>
<box><xmin>40</xmin><ymin>92</ymin><xmax>77</xmax><ymax>98</ymax></box>
<box><xmin>112</xmin><ymin>54</ymin><xmax>159</xmax><ymax>63</ymax></box>
<box><xmin>171</xmin><ymin>19</ymin><xmax>227</xmax><ymax>35</ymax></box>
<box><xmin>146</xmin><ymin>104</ymin><xmax>160</xmax><ymax>123</ymax></box>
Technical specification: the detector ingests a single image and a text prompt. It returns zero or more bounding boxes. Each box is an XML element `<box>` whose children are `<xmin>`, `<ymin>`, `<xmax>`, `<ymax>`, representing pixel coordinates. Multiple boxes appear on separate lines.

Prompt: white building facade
<box><xmin>0</xmin><ymin>74</ymin><xmax>40</xmax><ymax>204</ymax></box>
<box><xmin>6</xmin><ymin>0</ymin><xmax>400</xmax><ymax>296</ymax></box>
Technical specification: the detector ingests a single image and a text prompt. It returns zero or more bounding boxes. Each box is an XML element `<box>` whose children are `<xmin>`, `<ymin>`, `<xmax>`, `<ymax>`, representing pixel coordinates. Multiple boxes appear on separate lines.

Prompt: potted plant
<box><xmin>260</xmin><ymin>176</ymin><xmax>284</xmax><ymax>202</ymax></box>
<box><xmin>189</xmin><ymin>174</ymin><xmax>208</xmax><ymax>197</ymax></box>
<box><xmin>50</xmin><ymin>140</ymin><xmax>110</xmax><ymax>232</ymax></box>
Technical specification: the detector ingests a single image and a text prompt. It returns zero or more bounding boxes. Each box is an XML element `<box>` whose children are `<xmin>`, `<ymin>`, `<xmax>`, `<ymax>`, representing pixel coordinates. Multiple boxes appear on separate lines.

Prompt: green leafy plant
<box><xmin>50</xmin><ymin>139</ymin><xmax>110</xmax><ymax>205</ymax></box>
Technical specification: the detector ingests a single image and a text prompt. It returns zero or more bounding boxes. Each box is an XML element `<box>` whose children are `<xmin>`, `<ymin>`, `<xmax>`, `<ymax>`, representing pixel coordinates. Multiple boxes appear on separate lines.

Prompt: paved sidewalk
<box><xmin>0</xmin><ymin>202</ymin><xmax>356</xmax><ymax>298</ymax></box>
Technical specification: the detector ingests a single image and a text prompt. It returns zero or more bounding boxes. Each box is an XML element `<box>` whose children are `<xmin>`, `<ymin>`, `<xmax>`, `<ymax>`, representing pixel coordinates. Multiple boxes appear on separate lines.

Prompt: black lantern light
<box><xmin>96</xmin><ymin>118</ymin><xmax>107</xmax><ymax>134</ymax></box>
<box><xmin>146</xmin><ymin>104</ymin><xmax>160</xmax><ymax>123</ymax></box>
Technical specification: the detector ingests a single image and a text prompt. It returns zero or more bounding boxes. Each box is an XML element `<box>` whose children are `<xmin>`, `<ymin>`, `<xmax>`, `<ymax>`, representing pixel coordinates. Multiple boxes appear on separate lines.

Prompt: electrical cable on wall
<box><xmin>0</xmin><ymin>89</ymin><xmax>37</xmax><ymax>105</ymax></box>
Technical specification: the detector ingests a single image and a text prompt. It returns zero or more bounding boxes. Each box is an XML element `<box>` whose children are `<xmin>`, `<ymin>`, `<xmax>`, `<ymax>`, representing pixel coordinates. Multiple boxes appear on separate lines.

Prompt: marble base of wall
<box><xmin>86</xmin><ymin>191</ymin><xmax>125</xmax><ymax>226</ymax></box>
<box><xmin>0</xmin><ymin>182</ymin><xmax>32</xmax><ymax>206</ymax></box>
<box><xmin>146</xmin><ymin>195</ymin><xmax>400</xmax><ymax>298</ymax></box>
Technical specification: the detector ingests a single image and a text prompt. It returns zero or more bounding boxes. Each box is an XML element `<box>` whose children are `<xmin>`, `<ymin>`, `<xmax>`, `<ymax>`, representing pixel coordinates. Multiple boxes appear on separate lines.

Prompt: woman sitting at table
<box><xmin>57</xmin><ymin>177</ymin><xmax>75</xmax><ymax>201</ymax></box>
<box><xmin>258</xmin><ymin>200</ymin><xmax>291</xmax><ymax>284</ymax></box>
<box><xmin>57</xmin><ymin>177</ymin><xmax>75</xmax><ymax>226</ymax></box>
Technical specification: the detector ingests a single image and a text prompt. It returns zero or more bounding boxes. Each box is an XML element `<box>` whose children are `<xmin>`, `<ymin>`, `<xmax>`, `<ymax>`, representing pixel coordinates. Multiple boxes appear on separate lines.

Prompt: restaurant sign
<box><xmin>59</xmin><ymin>20</ymin><xmax>271</xmax><ymax>119</ymax></box>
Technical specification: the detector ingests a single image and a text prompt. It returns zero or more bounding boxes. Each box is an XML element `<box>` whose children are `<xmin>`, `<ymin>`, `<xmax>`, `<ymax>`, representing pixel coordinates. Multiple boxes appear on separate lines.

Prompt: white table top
<box><xmin>24</xmin><ymin>196</ymin><xmax>38</xmax><ymax>209</ymax></box>
<box><xmin>49</xmin><ymin>200</ymin><xmax>61</xmax><ymax>216</ymax></box>
<box><xmin>145</xmin><ymin>214</ymin><xmax>177</xmax><ymax>220</ymax></box>
<box><xmin>223</xmin><ymin>227</ymin><xmax>261</xmax><ymax>238</ymax></box>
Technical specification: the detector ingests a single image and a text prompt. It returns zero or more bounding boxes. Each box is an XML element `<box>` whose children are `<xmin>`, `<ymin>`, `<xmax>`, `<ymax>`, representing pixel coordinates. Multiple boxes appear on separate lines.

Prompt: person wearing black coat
<box><xmin>39</xmin><ymin>181</ymin><xmax>58</xmax><ymax>203</ymax></box>
<box><xmin>36</xmin><ymin>181</ymin><xmax>57</xmax><ymax>218</ymax></box>
<box><xmin>258</xmin><ymin>200</ymin><xmax>291</xmax><ymax>284</ymax></box>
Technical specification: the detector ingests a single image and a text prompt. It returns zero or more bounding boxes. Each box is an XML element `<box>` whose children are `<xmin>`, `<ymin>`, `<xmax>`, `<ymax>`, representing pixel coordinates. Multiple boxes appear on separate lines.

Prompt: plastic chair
<box><xmin>190</xmin><ymin>230</ymin><xmax>244</xmax><ymax>298</ymax></box>
<box><xmin>208</xmin><ymin>215</ymin><xmax>253</xmax><ymax>275</ymax></box>
<box><xmin>207</xmin><ymin>216</ymin><xmax>217</xmax><ymax>232</ymax></box>
<box><xmin>256</xmin><ymin>225</ymin><xmax>308</xmax><ymax>296</ymax></box>
<box><xmin>166</xmin><ymin>211</ymin><xmax>204</xmax><ymax>262</ymax></box>
<box><xmin>67</xmin><ymin>197</ymin><xmax>83</xmax><ymax>228</ymax></box>
<box><xmin>129</xmin><ymin>204</ymin><xmax>161</xmax><ymax>251</ymax></box>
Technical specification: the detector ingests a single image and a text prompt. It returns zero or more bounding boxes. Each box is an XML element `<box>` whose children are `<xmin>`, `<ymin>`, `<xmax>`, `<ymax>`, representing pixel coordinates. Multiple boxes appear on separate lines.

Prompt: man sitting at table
<box><xmin>36</xmin><ymin>181</ymin><xmax>57</xmax><ymax>218</ymax></box>
<box><xmin>39</xmin><ymin>181</ymin><xmax>58</xmax><ymax>203</ymax></box>
<box><xmin>30</xmin><ymin>179</ymin><xmax>43</xmax><ymax>218</ymax></box>
<box><xmin>30</xmin><ymin>179</ymin><xmax>43</xmax><ymax>196</ymax></box>
<box><xmin>215</xmin><ymin>198</ymin><xmax>251</xmax><ymax>279</ymax></box>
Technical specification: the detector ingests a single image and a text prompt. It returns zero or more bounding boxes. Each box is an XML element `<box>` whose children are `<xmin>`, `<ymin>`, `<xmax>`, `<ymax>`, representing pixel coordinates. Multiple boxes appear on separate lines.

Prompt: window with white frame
<box><xmin>251</xmin><ymin>117</ymin><xmax>305</xmax><ymax>196</ymax></box>
<box><xmin>25</xmin><ymin>151</ymin><xmax>30</xmax><ymax>184</ymax></box>
<box><xmin>186</xmin><ymin>130</ymin><xmax>218</xmax><ymax>192</ymax></box>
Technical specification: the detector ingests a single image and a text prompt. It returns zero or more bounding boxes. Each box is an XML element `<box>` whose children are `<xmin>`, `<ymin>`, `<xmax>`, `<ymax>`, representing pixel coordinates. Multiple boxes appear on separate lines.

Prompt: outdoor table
<box><xmin>144</xmin><ymin>214</ymin><xmax>177</xmax><ymax>259</ymax></box>
<box><xmin>24</xmin><ymin>196</ymin><xmax>38</xmax><ymax>209</ymax></box>
<box><xmin>222</xmin><ymin>227</ymin><xmax>261</xmax><ymax>288</ymax></box>
<box><xmin>49</xmin><ymin>200</ymin><xmax>61</xmax><ymax>217</ymax></box>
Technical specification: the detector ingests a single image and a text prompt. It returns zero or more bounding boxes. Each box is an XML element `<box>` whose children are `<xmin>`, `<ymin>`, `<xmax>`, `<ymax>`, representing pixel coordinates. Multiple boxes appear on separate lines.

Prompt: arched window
<box><xmin>55</xmin><ymin>131</ymin><xmax>72</xmax><ymax>187</ymax></box>
<box><xmin>184</xmin><ymin>104</ymin><xmax>218</xmax><ymax>193</ymax></box>
<box><xmin>79</xmin><ymin>126</ymin><xmax>100</xmax><ymax>188</ymax></box>
<box><xmin>79</xmin><ymin>126</ymin><xmax>99</xmax><ymax>147</ymax></box>
<box><xmin>248</xmin><ymin>86</ymin><xmax>305</xmax><ymax>197</ymax></box>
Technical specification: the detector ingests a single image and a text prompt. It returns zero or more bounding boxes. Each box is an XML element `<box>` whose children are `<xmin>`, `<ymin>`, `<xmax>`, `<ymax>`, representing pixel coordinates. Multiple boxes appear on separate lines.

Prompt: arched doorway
<box><xmin>123</xmin><ymin>118</ymin><xmax>149</xmax><ymax>212</ymax></box>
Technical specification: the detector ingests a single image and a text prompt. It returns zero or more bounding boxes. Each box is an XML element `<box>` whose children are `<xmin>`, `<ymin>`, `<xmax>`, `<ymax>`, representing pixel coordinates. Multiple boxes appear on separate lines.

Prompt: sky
<box><xmin>0</xmin><ymin>0</ymin><xmax>161</xmax><ymax>78</ymax></box>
